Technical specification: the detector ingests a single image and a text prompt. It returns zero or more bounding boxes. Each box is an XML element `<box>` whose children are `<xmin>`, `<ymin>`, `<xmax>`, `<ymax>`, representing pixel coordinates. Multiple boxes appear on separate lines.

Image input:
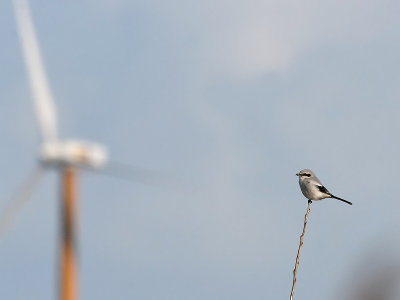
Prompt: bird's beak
<box><xmin>296</xmin><ymin>173</ymin><xmax>300</xmax><ymax>176</ymax></box>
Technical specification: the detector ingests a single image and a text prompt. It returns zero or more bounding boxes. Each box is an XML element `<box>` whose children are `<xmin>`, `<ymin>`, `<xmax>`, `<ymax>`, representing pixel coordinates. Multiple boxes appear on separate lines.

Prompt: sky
<box><xmin>1</xmin><ymin>0</ymin><xmax>400</xmax><ymax>299</ymax></box>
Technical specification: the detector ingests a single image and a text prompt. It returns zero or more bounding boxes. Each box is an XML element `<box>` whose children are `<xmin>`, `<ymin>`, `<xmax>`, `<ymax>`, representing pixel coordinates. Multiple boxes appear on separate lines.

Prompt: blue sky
<box><xmin>1</xmin><ymin>0</ymin><xmax>400</xmax><ymax>299</ymax></box>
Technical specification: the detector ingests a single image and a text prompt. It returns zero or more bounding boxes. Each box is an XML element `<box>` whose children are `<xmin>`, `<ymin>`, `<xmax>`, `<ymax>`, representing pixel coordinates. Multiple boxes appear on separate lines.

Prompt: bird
<box><xmin>296</xmin><ymin>169</ymin><xmax>352</xmax><ymax>205</ymax></box>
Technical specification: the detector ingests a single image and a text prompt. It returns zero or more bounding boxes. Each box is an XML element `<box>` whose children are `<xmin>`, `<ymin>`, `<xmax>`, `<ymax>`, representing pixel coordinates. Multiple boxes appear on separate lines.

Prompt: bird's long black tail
<box><xmin>330</xmin><ymin>194</ymin><xmax>352</xmax><ymax>205</ymax></box>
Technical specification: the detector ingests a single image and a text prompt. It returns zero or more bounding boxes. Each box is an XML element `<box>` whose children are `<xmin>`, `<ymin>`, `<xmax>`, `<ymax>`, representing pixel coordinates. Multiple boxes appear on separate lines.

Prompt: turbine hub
<box><xmin>40</xmin><ymin>140</ymin><xmax>108</xmax><ymax>168</ymax></box>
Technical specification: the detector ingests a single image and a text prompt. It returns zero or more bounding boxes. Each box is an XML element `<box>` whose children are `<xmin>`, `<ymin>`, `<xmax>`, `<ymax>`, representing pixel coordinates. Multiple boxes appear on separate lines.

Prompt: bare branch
<box><xmin>290</xmin><ymin>200</ymin><xmax>312</xmax><ymax>300</ymax></box>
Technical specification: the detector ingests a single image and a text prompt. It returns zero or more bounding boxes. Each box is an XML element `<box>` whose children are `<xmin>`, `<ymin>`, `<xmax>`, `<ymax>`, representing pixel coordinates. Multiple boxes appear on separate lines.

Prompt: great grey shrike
<box><xmin>296</xmin><ymin>169</ymin><xmax>352</xmax><ymax>205</ymax></box>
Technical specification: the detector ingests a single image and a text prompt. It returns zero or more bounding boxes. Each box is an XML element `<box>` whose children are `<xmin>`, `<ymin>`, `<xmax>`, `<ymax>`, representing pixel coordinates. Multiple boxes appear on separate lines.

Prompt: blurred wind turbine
<box><xmin>5</xmin><ymin>1</ymin><xmax>129</xmax><ymax>299</ymax></box>
<box><xmin>11</xmin><ymin>0</ymin><xmax>107</xmax><ymax>299</ymax></box>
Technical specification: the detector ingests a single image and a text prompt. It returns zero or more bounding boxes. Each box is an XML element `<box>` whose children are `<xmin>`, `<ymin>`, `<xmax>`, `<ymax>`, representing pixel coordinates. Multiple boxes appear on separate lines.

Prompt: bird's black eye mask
<box><xmin>301</xmin><ymin>173</ymin><xmax>311</xmax><ymax>177</ymax></box>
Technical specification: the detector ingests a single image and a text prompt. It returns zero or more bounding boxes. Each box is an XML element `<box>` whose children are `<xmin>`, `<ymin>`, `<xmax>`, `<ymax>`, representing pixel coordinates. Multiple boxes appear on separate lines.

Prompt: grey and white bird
<box><xmin>296</xmin><ymin>169</ymin><xmax>352</xmax><ymax>205</ymax></box>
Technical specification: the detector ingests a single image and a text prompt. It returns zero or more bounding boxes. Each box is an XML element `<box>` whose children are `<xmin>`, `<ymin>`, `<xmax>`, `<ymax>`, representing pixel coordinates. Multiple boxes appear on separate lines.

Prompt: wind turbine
<box><xmin>10</xmin><ymin>1</ymin><xmax>107</xmax><ymax>299</ymax></box>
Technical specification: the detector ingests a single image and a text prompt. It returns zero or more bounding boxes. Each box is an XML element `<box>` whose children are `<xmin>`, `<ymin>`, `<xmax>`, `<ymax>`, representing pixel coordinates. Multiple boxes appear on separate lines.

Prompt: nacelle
<box><xmin>40</xmin><ymin>140</ymin><xmax>108</xmax><ymax>169</ymax></box>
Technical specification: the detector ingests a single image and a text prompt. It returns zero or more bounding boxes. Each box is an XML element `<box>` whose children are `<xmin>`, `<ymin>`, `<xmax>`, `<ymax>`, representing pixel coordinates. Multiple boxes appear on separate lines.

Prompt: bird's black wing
<box><xmin>317</xmin><ymin>185</ymin><xmax>331</xmax><ymax>195</ymax></box>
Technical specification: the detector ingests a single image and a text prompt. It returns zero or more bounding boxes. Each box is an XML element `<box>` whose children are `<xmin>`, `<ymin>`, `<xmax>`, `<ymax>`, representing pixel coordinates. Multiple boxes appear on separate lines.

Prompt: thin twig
<box><xmin>290</xmin><ymin>200</ymin><xmax>312</xmax><ymax>300</ymax></box>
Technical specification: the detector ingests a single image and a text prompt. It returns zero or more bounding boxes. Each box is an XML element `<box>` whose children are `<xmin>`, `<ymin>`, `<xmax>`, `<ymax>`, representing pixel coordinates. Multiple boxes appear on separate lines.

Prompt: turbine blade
<box><xmin>0</xmin><ymin>166</ymin><xmax>45</xmax><ymax>240</ymax></box>
<box><xmin>84</xmin><ymin>160</ymin><xmax>174</xmax><ymax>187</ymax></box>
<box><xmin>13</xmin><ymin>0</ymin><xmax>58</xmax><ymax>142</ymax></box>
<box><xmin>102</xmin><ymin>161</ymin><xmax>168</xmax><ymax>186</ymax></box>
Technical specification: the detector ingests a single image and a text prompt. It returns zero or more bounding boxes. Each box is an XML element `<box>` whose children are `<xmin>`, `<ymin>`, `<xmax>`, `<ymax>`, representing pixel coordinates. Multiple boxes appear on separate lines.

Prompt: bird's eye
<box><xmin>302</xmin><ymin>173</ymin><xmax>311</xmax><ymax>177</ymax></box>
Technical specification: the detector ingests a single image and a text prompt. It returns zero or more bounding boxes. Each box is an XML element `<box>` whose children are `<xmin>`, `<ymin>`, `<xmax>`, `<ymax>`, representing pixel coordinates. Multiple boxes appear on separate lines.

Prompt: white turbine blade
<box><xmin>0</xmin><ymin>166</ymin><xmax>45</xmax><ymax>240</ymax></box>
<box><xmin>13</xmin><ymin>0</ymin><xmax>58</xmax><ymax>142</ymax></box>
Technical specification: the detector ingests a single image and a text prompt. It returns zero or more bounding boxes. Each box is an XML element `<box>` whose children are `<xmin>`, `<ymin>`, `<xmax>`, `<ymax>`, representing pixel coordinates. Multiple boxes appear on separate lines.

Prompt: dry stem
<box><xmin>290</xmin><ymin>200</ymin><xmax>312</xmax><ymax>300</ymax></box>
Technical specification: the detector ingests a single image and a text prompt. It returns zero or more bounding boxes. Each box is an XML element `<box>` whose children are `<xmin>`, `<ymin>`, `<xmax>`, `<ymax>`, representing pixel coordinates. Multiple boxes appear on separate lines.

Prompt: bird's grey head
<box><xmin>296</xmin><ymin>169</ymin><xmax>315</xmax><ymax>179</ymax></box>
